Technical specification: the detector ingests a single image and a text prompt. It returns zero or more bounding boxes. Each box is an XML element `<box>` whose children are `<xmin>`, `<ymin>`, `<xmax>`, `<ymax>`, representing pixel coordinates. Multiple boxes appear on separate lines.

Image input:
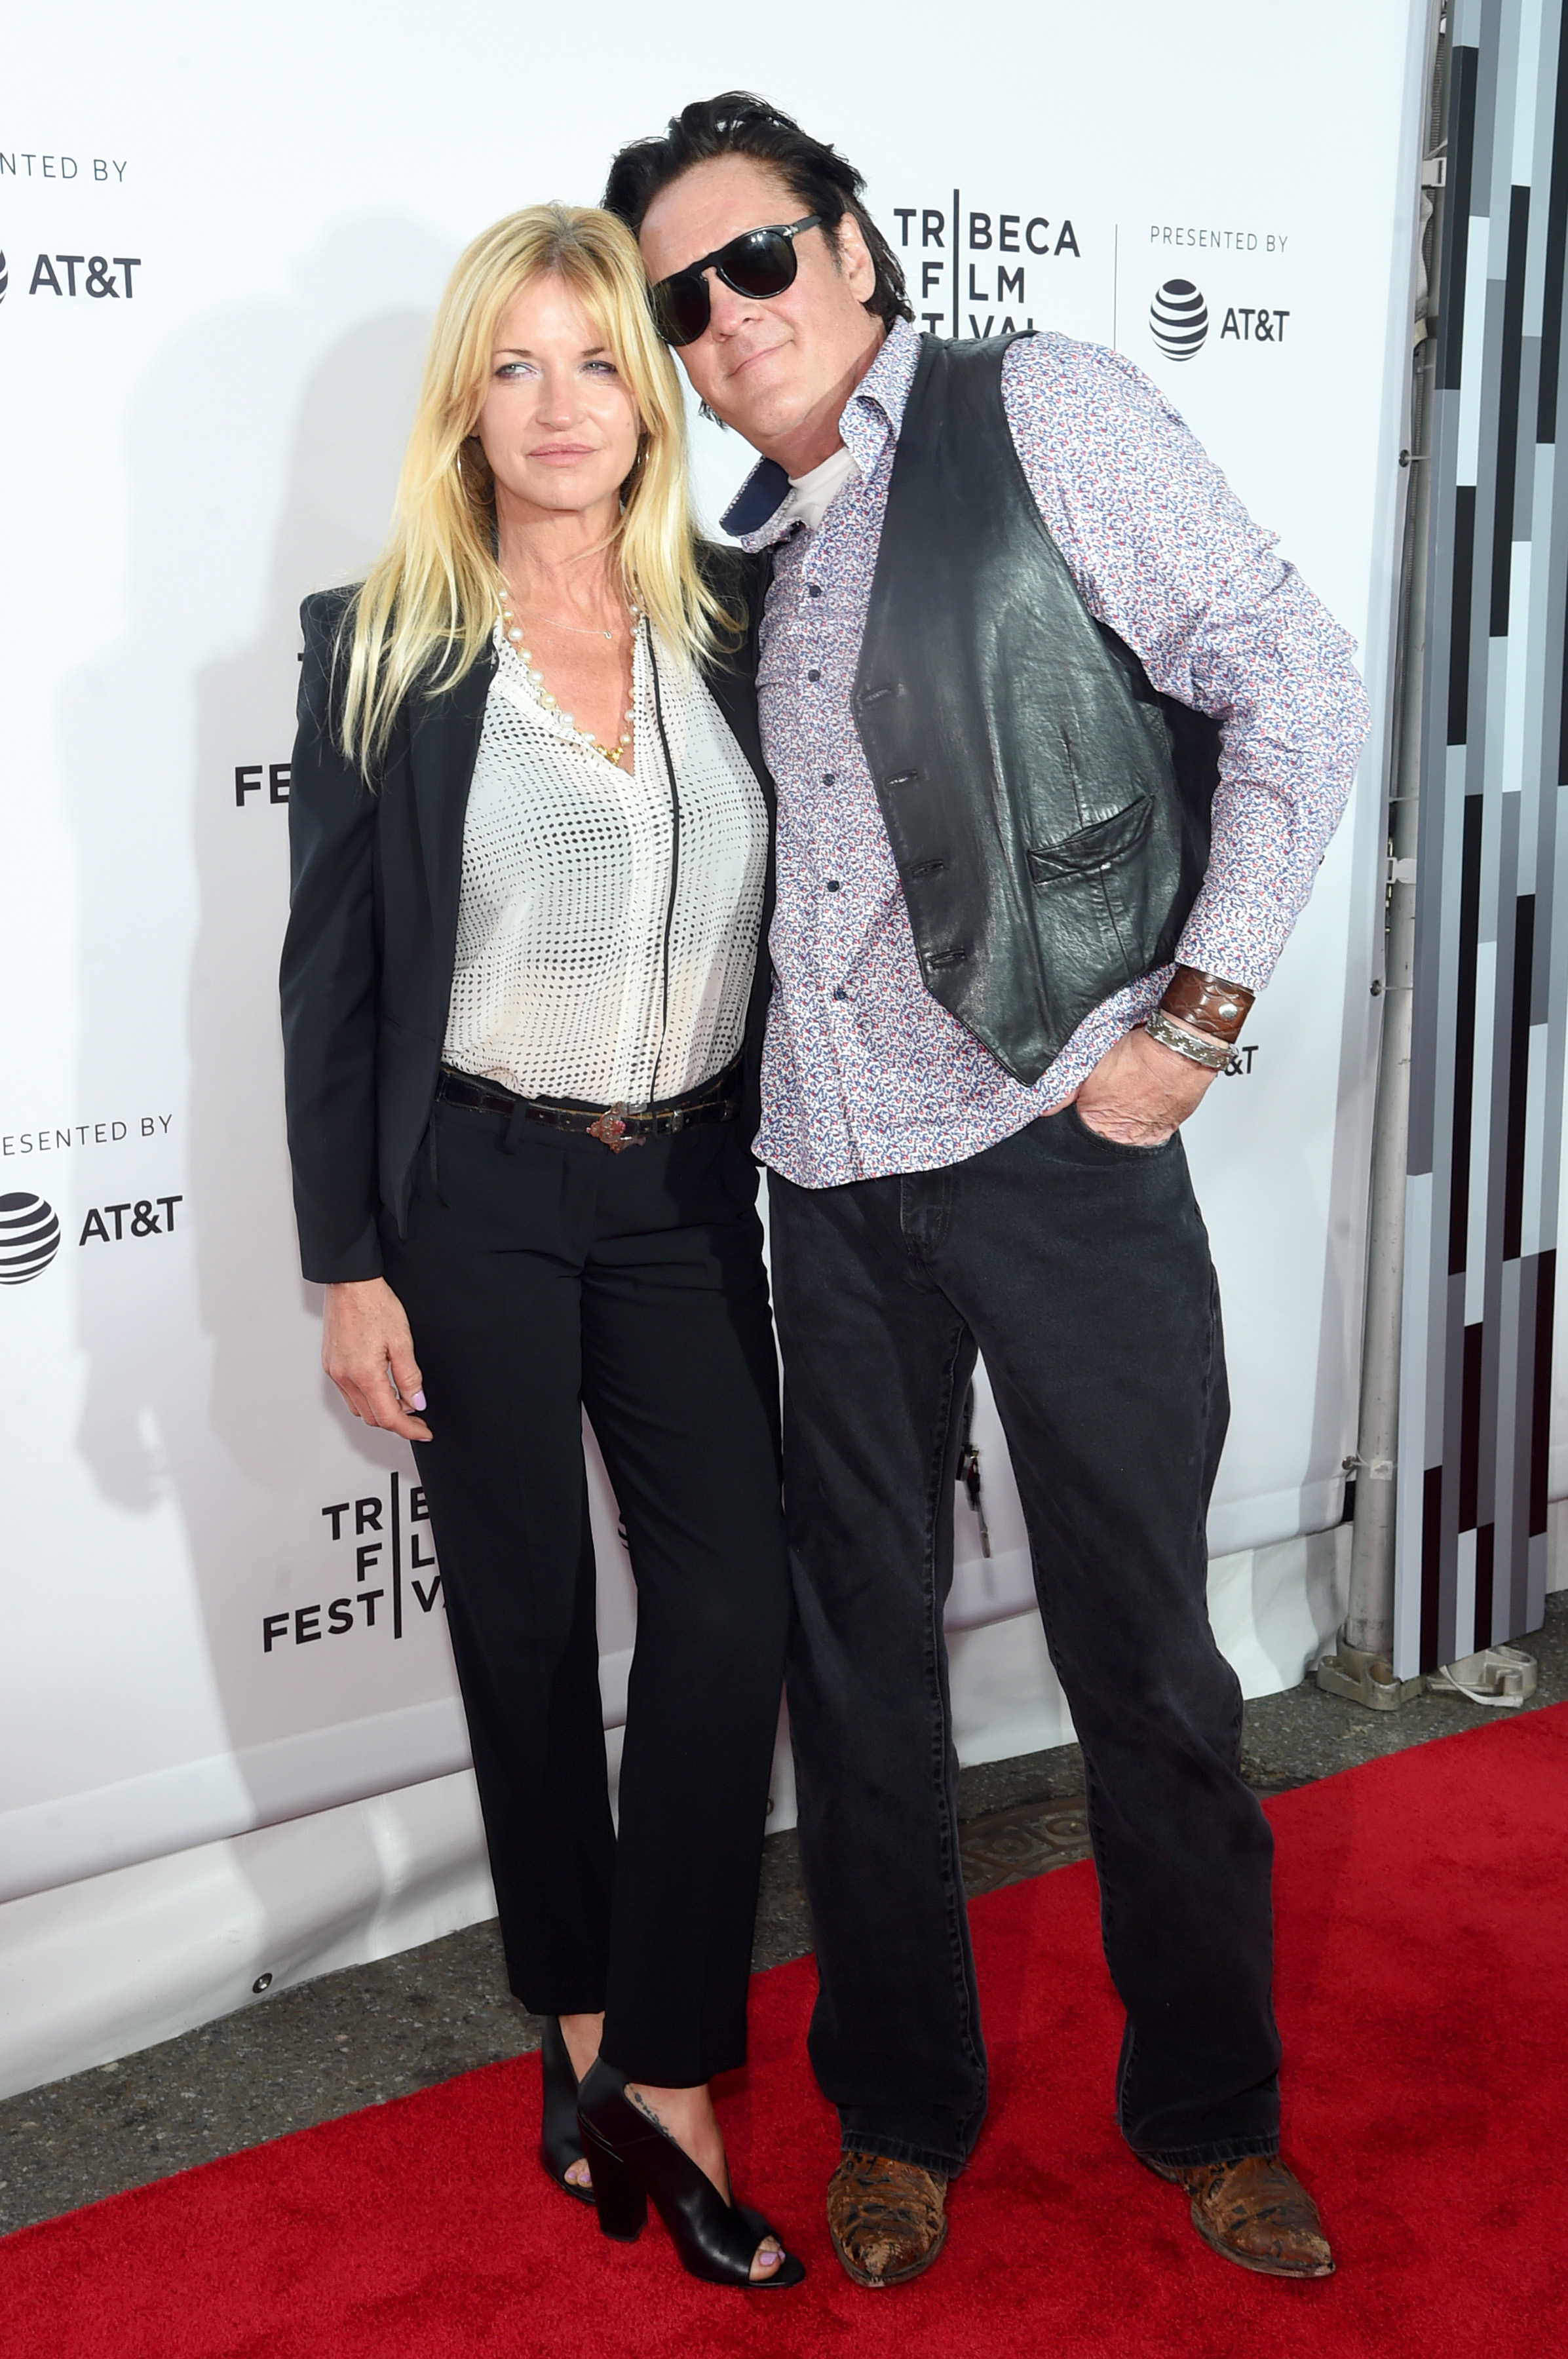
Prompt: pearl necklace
<box><xmin>499</xmin><ymin>596</ymin><xmax>638</xmax><ymax>766</ymax></box>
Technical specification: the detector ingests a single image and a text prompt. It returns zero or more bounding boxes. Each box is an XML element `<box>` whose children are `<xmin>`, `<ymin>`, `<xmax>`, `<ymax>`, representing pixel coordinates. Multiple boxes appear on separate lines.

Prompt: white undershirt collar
<box><xmin>776</xmin><ymin>443</ymin><xmax>859</xmax><ymax>532</ymax></box>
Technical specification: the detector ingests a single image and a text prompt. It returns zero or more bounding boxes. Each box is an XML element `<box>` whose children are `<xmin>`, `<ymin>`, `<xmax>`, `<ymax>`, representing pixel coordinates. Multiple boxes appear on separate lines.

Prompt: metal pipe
<box><xmin>1317</xmin><ymin>20</ymin><xmax>1446</xmax><ymax>1708</ymax></box>
<box><xmin>1343</xmin><ymin>423</ymin><xmax>1428</xmax><ymax>1663</ymax></box>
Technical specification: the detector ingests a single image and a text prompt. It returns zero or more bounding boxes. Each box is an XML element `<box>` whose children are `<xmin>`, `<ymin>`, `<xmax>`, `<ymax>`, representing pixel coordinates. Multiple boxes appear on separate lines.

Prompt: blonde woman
<box><xmin>279</xmin><ymin>206</ymin><xmax>799</xmax><ymax>2290</ymax></box>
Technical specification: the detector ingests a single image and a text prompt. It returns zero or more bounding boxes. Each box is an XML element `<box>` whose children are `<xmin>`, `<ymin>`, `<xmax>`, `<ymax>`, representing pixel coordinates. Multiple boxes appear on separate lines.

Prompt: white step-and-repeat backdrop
<box><xmin>1</xmin><ymin>0</ymin><xmax>1432</xmax><ymax>2092</ymax></box>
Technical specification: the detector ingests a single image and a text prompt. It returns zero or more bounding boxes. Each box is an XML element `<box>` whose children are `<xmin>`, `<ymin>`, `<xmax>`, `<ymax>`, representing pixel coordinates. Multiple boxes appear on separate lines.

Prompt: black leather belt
<box><xmin>435</xmin><ymin>1062</ymin><xmax>741</xmax><ymax>1152</ymax></box>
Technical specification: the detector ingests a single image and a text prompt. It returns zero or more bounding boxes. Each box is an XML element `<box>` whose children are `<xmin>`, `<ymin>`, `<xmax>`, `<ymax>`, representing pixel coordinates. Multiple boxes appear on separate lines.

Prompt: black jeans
<box><xmin>767</xmin><ymin>1103</ymin><xmax>1281</xmax><ymax>2176</ymax></box>
<box><xmin>383</xmin><ymin>1100</ymin><xmax>792</xmax><ymax>2088</ymax></box>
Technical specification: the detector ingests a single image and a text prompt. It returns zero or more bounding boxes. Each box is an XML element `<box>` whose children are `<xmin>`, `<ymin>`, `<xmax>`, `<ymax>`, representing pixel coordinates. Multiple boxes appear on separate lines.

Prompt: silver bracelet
<box><xmin>1144</xmin><ymin>1007</ymin><xmax>1233</xmax><ymax>1070</ymax></box>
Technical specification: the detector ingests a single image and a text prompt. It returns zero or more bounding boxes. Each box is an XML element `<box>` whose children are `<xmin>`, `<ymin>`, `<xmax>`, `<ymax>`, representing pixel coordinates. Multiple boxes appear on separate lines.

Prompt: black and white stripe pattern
<box><xmin>1396</xmin><ymin>0</ymin><xmax>1568</xmax><ymax>1672</ymax></box>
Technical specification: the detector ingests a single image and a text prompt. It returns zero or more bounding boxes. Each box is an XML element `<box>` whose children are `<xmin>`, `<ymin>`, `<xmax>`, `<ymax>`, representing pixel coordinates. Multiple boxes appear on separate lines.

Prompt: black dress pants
<box><xmin>767</xmin><ymin>1103</ymin><xmax>1281</xmax><ymax>2177</ymax></box>
<box><xmin>383</xmin><ymin>1098</ymin><xmax>792</xmax><ymax>2088</ymax></box>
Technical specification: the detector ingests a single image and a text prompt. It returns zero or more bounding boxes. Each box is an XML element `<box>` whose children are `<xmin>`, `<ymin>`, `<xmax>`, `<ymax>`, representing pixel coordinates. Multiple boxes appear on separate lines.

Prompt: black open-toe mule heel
<box><xmin>539</xmin><ymin>2016</ymin><xmax>596</xmax><ymax>2206</ymax></box>
<box><xmin>576</xmin><ymin>2056</ymin><xmax>805</xmax><ymax>2288</ymax></box>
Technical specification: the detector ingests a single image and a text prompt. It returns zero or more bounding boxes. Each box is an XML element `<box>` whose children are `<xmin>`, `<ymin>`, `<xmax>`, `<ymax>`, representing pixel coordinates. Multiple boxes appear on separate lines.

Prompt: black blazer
<box><xmin>279</xmin><ymin>553</ymin><xmax>775</xmax><ymax>1284</ymax></box>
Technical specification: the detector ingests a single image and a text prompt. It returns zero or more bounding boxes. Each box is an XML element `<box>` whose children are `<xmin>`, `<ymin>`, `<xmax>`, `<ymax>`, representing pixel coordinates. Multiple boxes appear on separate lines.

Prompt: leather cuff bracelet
<box><xmin>1145</xmin><ymin>1007</ymin><xmax>1233</xmax><ymax>1070</ymax></box>
<box><xmin>1158</xmin><ymin>965</ymin><xmax>1255</xmax><ymax>1045</ymax></box>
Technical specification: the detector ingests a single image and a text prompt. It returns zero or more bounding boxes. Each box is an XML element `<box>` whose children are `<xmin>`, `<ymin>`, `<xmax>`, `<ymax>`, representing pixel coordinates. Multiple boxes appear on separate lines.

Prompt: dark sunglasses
<box><xmin>649</xmin><ymin>214</ymin><xmax>823</xmax><ymax>347</ymax></box>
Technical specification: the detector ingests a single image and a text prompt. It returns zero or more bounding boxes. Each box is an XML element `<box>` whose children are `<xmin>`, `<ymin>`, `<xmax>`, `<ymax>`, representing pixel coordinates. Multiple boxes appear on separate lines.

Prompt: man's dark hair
<box><xmin>603</xmin><ymin>92</ymin><xmax>913</xmax><ymax>333</ymax></box>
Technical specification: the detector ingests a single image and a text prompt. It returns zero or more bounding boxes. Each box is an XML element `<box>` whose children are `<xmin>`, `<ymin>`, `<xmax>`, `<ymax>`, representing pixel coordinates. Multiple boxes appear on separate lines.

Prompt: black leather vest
<box><xmin>852</xmin><ymin>334</ymin><xmax>1220</xmax><ymax>1085</ymax></box>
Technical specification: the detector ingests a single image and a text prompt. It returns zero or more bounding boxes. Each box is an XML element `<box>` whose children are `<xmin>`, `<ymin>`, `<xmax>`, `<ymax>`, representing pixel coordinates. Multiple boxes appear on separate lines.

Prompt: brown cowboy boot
<box><xmin>826</xmin><ymin>2151</ymin><xmax>949</xmax><ymax>2288</ymax></box>
<box><xmin>1153</xmin><ymin>2153</ymin><xmax>1334</xmax><ymax>2278</ymax></box>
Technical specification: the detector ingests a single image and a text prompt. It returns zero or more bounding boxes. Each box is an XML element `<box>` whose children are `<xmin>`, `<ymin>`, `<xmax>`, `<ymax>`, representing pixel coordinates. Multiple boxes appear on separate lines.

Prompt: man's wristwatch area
<box><xmin>1144</xmin><ymin>1007</ymin><xmax>1233</xmax><ymax>1069</ymax></box>
<box><xmin>1160</xmin><ymin>966</ymin><xmax>1255</xmax><ymax>1041</ymax></box>
<box><xmin>1142</xmin><ymin>966</ymin><xmax>1255</xmax><ymax>1071</ymax></box>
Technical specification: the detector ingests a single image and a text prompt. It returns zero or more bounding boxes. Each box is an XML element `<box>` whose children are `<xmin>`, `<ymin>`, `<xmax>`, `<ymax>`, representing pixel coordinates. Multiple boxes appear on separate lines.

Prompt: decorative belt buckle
<box><xmin>586</xmin><ymin>1103</ymin><xmax>643</xmax><ymax>1152</ymax></box>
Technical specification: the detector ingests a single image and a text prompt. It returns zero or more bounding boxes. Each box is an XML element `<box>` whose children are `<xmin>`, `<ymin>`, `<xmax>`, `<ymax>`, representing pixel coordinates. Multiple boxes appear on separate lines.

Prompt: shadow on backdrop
<box><xmin>62</xmin><ymin>218</ymin><xmax>472</xmax><ymax>1836</ymax></box>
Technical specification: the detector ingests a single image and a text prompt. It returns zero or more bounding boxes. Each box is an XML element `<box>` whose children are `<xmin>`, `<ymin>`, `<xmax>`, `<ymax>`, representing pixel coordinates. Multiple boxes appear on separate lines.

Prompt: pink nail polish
<box><xmin>412</xmin><ymin>1391</ymin><xmax>427</xmax><ymax>1411</ymax></box>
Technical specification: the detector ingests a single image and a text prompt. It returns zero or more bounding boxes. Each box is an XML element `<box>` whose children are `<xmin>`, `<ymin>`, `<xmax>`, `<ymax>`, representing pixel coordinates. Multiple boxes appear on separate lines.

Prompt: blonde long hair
<box><xmin>337</xmin><ymin>202</ymin><xmax>735</xmax><ymax>775</ymax></box>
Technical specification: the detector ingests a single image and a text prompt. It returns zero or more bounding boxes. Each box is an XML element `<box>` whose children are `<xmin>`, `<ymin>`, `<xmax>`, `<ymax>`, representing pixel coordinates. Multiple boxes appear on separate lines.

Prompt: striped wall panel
<box><xmin>1395</xmin><ymin>0</ymin><xmax>1568</xmax><ymax>1674</ymax></box>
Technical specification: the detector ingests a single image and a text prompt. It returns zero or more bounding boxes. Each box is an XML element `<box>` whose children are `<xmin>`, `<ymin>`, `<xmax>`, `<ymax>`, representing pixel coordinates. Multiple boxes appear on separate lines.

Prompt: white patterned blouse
<box><xmin>442</xmin><ymin>623</ymin><xmax>768</xmax><ymax>1109</ymax></box>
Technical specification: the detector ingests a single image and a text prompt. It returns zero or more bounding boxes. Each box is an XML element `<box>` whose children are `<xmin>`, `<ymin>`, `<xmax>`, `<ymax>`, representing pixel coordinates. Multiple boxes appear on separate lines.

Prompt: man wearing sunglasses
<box><xmin>605</xmin><ymin>95</ymin><xmax>1366</xmax><ymax>2293</ymax></box>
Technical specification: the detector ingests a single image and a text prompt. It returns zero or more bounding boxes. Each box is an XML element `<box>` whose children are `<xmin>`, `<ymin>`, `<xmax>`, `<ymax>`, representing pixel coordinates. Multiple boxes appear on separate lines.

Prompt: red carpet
<box><xmin>4</xmin><ymin>1708</ymin><xmax>1566</xmax><ymax>2358</ymax></box>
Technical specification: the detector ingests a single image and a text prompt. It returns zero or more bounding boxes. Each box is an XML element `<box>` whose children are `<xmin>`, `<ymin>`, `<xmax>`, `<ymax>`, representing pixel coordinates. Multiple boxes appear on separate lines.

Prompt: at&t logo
<box><xmin>0</xmin><ymin>1187</ymin><xmax>185</xmax><ymax>1282</ymax></box>
<box><xmin>0</xmin><ymin>1193</ymin><xmax>62</xmax><ymax>1284</ymax></box>
<box><xmin>26</xmin><ymin>252</ymin><xmax>141</xmax><ymax>299</ymax></box>
<box><xmin>1150</xmin><ymin>280</ymin><xmax>1208</xmax><ymax>361</ymax></box>
<box><xmin>1148</xmin><ymin>277</ymin><xmax>1290</xmax><ymax>363</ymax></box>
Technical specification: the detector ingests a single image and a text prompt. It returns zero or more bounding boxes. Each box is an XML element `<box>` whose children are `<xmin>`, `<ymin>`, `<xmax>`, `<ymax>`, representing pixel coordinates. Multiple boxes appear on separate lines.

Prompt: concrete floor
<box><xmin>3</xmin><ymin>1594</ymin><xmax>1562</xmax><ymax>2239</ymax></box>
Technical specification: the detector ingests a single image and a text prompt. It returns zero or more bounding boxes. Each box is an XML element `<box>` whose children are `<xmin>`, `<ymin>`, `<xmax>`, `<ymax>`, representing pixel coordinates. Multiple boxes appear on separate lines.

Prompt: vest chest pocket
<box><xmin>1025</xmin><ymin>794</ymin><xmax>1155</xmax><ymax>883</ymax></box>
<box><xmin>1025</xmin><ymin>792</ymin><xmax>1179</xmax><ymax>993</ymax></box>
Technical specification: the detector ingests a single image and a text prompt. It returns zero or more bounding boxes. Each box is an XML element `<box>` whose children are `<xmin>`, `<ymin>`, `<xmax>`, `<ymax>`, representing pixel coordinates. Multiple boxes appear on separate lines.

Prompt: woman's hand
<box><xmin>322</xmin><ymin>1278</ymin><xmax>433</xmax><ymax>1443</ymax></box>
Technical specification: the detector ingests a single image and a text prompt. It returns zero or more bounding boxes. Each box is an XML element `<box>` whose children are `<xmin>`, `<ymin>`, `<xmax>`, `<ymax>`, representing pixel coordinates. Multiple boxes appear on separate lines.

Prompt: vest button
<box><xmin>823</xmin><ymin>772</ymin><xmax>835</xmax><ymax>786</ymax></box>
<box><xmin>826</xmin><ymin>879</ymin><xmax>841</xmax><ymax>892</ymax></box>
<box><xmin>807</xmin><ymin>668</ymin><xmax>821</xmax><ymax>682</ymax></box>
<box><xmin>808</xmin><ymin>583</ymin><xmax>822</xmax><ymax>597</ymax></box>
<box><xmin>832</xmin><ymin>986</ymin><xmax>849</xmax><ymax>1001</ymax></box>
